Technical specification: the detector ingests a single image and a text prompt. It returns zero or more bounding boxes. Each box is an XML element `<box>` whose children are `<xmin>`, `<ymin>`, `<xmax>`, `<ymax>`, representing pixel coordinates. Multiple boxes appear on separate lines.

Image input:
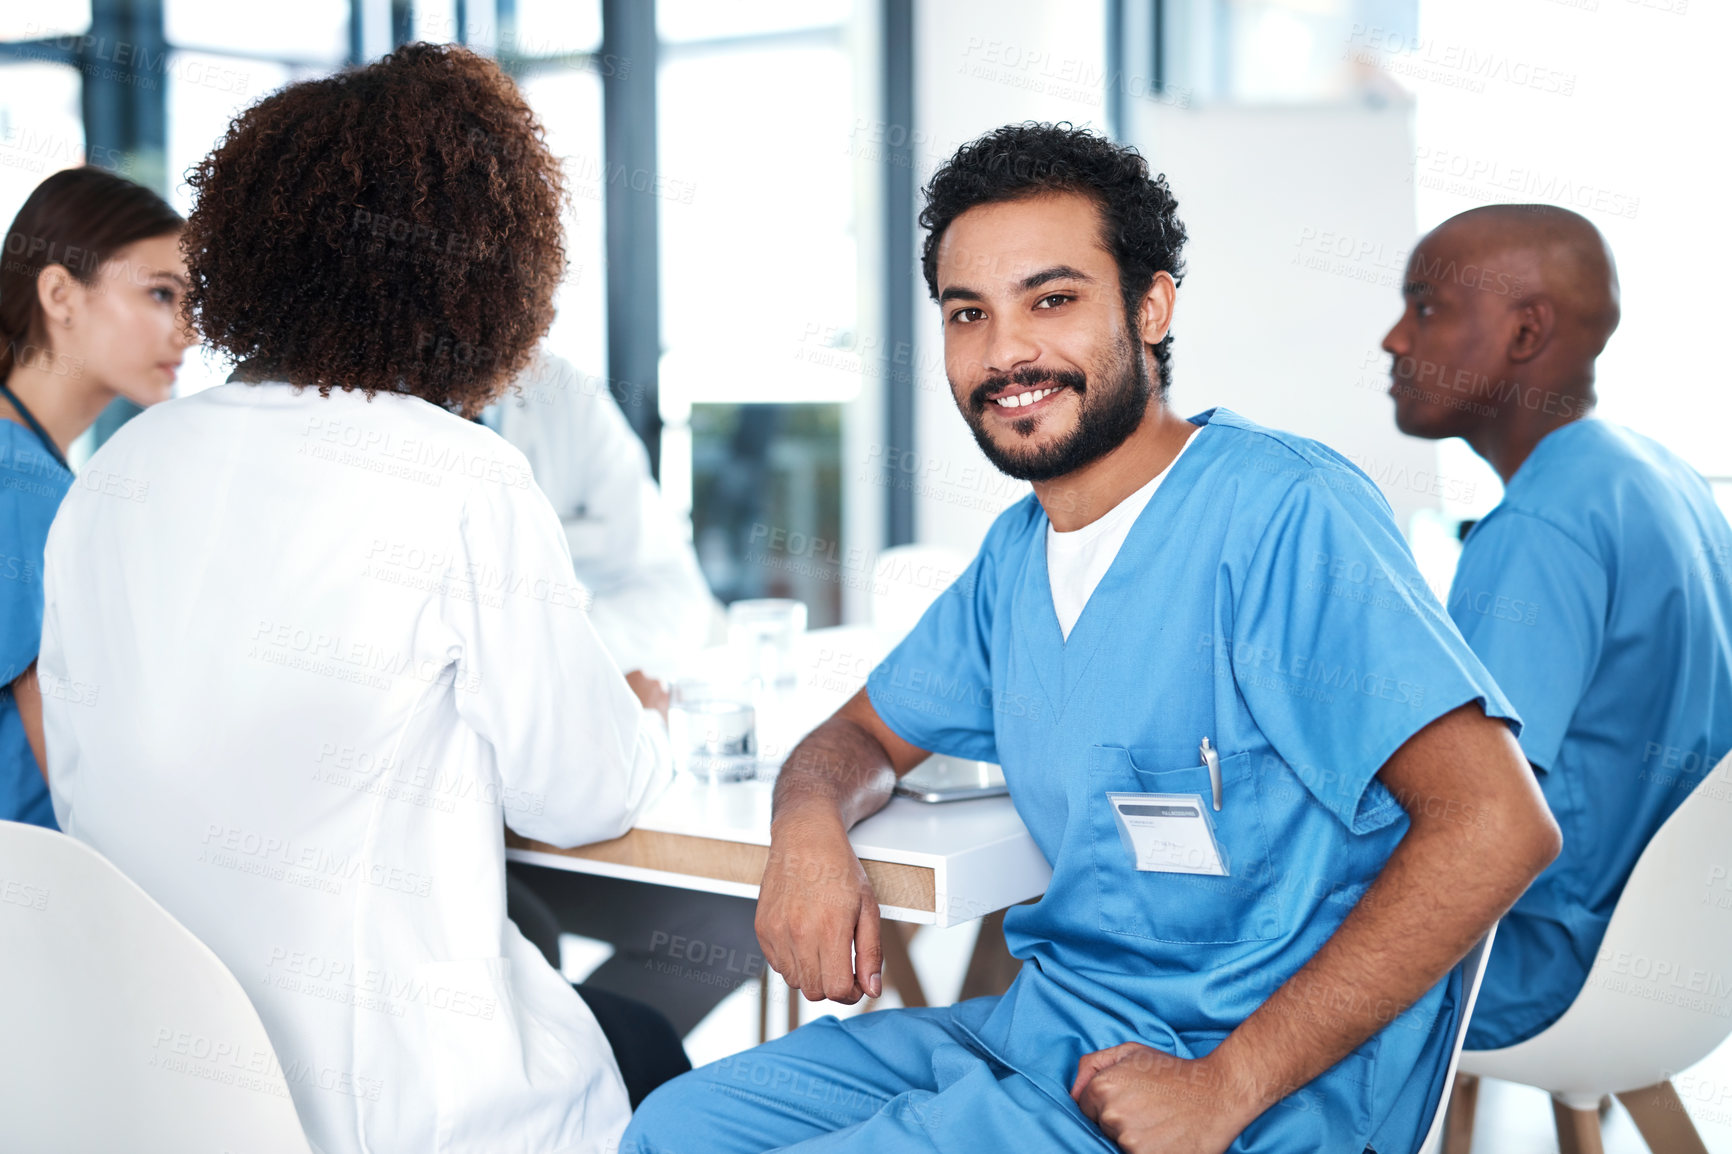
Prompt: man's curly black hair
<box><xmin>182</xmin><ymin>42</ymin><xmax>566</xmax><ymax>417</ymax></box>
<box><xmin>919</xmin><ymin>122</ymin><xmax>1187</xmax><ymax>396</ymax></box>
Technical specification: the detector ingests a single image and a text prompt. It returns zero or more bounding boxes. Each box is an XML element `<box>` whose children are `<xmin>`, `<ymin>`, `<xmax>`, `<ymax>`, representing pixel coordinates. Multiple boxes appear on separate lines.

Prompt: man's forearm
<box><xmin>1205</xmin><ymin>802</ymin><xmax>1553</xmax><ymax>1129</ymax></box>
<box><xmin>771</xmin><ymin>716</ymin><xmax>899</xmax><ymax>834</ymax></box>
<box><xmin>759</xmin><ymin>707</ymin><xmax>906</xmax><ymax>1003</ymax></box>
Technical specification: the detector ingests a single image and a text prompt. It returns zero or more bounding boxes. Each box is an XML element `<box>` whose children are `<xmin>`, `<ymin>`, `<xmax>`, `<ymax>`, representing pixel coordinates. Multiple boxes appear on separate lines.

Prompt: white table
<box><xmin>506</xmin><ymin>627</ymin><xmax>1051</xmax><ymax>927</ymax></box>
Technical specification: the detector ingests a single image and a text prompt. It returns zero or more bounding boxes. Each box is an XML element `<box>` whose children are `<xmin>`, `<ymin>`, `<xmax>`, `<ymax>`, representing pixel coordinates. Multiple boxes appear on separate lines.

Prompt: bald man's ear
<box><xmin>1507</xmin><ymin>296</ymin><xmax>1556</xmax><ymax>364</ymax></box>
<box><xmin>1136</xmin><ymin>271</ymin><xmax>1177</xmax><ymax>350</ymax></box>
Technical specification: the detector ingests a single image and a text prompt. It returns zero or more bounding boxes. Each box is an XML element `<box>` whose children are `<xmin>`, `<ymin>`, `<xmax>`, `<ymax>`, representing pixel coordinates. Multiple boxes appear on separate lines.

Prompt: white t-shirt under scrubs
<box><xmin>1046</xmin><ymin>429</ymin><xmax>1197</xmax><ymax>638</ymax></box>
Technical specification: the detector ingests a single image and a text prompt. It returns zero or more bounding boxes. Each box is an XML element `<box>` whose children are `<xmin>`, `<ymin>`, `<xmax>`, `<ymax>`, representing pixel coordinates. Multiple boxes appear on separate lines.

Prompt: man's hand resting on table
<box><xmin>755</xmin><ymin>813</ymin><xmax>883</xmax><ymax>1004</ymax></box>
<box><xmin>755</xmin><ymin>689</ymin><xmax>927</xmax><ymax>1006</ymax></box>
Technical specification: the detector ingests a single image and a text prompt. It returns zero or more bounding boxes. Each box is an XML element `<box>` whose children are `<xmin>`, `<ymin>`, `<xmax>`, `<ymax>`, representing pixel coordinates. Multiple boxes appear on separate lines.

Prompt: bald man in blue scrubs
<box><xmin>624</xmin><ymin>125</ymin><xmax>1560</xmax><ymax>1154</ymax></box>
<box><xmin>1382</xmin><ymin>206</ymin><xmax>1732</xmax><ymax>1060</ymax></box>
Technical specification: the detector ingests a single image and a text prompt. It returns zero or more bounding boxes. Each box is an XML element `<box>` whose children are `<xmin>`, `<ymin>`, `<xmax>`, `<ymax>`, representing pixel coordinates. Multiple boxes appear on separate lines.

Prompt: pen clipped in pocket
<box><xmin>1087</xmin><ymin>745</ymin><xmax>1285</xmax><ymax>945</ymax></box>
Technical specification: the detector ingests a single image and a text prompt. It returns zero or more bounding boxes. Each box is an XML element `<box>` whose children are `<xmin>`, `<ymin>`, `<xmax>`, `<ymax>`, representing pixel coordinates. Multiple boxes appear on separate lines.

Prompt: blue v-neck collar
<box><xmin>1014</xmin><ymin>413</ymin><xmax>1217</xmax><ymax>721</ymax></box>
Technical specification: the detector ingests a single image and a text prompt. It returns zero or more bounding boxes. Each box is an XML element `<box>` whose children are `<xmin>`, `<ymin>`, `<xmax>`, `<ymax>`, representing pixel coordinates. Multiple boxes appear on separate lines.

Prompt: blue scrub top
<box><xmin>0</xmin><ymin>422</ymin><xmax>72</xmax><ymax>828</ymax></box>
<box><xmin>1449</xmin><ymin>419</ymin><xmax>1732</xmax><ymax>1051</ymax></box>
<box><xmin>868</xmin><ymin>409</ymin><xmax>1517</xmax><ymax>1154</ymax></box>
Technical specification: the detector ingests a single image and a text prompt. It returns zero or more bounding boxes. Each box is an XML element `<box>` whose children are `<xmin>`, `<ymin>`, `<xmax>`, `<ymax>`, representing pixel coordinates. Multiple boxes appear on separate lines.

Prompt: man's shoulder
<box><xmin>972</xmin><ymin>491</ymin><xmax>1043</xmax><ymax>550</ymax></box>
<box><xmin>949</xmin><ymin>495</ymin><xmax>1041</xmax><ymax>595</ymax></box>
<box><xmin>1460</xmin><ymin>426</ymin><xmax>1730</xmax><ymax>603</ymax></box>
<box><xmin>969</xmin><ymin>410</ymin><xmax>1403</xmax><ymax>567</ymax></box>
<box><xmin>1515</xmin><ymin>419</ymin><xmax>1689</xmax><ymax>491</ymax></box>
<box><xmin>1496</xmin><ymin>420</ymin><xmax>1714</xmax><ymax>543</ymax></box>
<box><xmin>1191</xmin><ymin>408</ymin><xmax>1395</xmax><ymax>520</ymax></box>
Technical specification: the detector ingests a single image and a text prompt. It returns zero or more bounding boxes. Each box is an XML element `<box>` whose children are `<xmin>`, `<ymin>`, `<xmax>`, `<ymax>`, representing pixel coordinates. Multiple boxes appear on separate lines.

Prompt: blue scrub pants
<box><xmin>619</xmin><ymin>1004</ymin><xmax>1116</xmax><ymax>1154</ymax></box>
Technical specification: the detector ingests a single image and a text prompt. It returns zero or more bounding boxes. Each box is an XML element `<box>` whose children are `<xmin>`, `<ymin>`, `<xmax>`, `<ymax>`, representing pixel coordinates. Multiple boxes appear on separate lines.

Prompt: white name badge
<box><xmin>1107</xmin><ymin>792</ymin><xmax>1230</xmax><ymax>877</ymax></box>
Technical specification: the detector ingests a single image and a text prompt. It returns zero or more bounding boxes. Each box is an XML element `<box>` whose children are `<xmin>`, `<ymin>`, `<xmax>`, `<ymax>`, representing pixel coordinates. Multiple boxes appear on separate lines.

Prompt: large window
<box><xmin>163</xmin><ymin>0</ymin><xmax>351</xmax><ymax>398</ymax></box>
<box><xmin>657</xmin><ymin>4</ymin><xmax>859</xmax><ymax>624</ymax></box>
<box><xmin>502</xmin><ymin>5</ymin><xmax>608</xmax><ymax>401</ymax></box>
<box><xmin>0</xmin><ymin>0</ymin><xmax>92</xmax><ymax>245</ymax></box>
<box><xmin>1157</xmin><ymin>0</ymin><xmax>1419</xmax><ymax>103</ymax></box>
<box><xmin>0</xmin><ymin>62</ymin><xmax>83</xmax><ymax>225</ymax></box>
<box><xmin>1</xmin><ymin>1</ymin><xmax>873</xmax><ymax>627</ymax></box>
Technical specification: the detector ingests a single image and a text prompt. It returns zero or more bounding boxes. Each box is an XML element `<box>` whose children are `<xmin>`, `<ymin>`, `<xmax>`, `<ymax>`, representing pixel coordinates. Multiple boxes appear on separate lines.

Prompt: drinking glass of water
<box><xmin>668</xmin><ymin>678</ymin><xmax>758</xmax><ymax>783</ymax></box>
<box><xmin>726</xmin><ymin>599</ymin><xmax>808</xmax><ymax>691</ymax></box>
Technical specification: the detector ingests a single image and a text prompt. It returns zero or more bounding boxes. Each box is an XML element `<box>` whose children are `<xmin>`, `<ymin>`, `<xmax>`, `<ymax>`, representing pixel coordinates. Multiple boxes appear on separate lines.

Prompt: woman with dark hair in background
<box><xmin>39</xmin><ymin>44</ymin><xmax>685</xmax><ymax>1153</ymax></box>
<box><xmin>0</xmin><ymin>166</ymin><xmax>189</xmax><ymax>827</ymax></box>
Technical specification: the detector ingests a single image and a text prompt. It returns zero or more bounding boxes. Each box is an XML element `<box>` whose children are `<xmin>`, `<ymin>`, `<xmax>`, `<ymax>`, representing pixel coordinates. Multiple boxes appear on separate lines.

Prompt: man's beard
<box><xmin>958</xmin><ymin>334</ymin><xmax>1151</xmax><ymax>483</ymax></box>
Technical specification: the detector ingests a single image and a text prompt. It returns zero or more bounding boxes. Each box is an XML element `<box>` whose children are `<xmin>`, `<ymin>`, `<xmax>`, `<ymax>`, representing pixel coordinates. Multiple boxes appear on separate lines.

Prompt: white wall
<box><xmin>1129</xmin><ymin>101</ymin><xmax>1447</xmax><ymax>531</ymax></box>
<box><xmin>1403</xmin><ymin>0</ymin><xmax>1732</xmax><ymax>519</ymax></box>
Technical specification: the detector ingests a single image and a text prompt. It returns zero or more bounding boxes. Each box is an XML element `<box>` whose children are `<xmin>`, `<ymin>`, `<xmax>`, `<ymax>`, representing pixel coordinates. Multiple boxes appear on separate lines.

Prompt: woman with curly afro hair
<box><xmin>39</xmin><ymin>43</ymin><xmax>687</xmax><ymax>1153</ymax></box>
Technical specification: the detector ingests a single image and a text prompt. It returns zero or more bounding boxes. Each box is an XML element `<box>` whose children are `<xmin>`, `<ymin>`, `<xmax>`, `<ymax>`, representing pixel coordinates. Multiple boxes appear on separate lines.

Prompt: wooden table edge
<box><xmin>506</xmin><ymin>827</ymin><xmax>938</xmax><ymax>914</ymax></box>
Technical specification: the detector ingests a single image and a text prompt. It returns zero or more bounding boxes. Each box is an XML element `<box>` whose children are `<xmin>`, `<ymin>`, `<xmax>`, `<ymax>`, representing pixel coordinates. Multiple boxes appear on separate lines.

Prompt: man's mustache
<box><xmin>969</xmin><ymin>367</ymin><xmax>1088</xmax><ymax>411</ymax></box>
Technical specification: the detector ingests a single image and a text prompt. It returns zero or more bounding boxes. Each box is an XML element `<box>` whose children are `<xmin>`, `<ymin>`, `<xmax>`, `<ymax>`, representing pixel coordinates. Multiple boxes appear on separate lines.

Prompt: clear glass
<box><xmin>165</xmin><ymin>0</ymin><xmax>348</xmax><ymax>63</ymax></box>
<box><xmin>0</xmin><ymin>63</ymin><xmax>84</xmax><ymax>229</ymax></box>
<box><xmin>726</xmin><ymin>598</ymin><xmax>808</xmax><ymax>690</ymax></box>
<box><xmin>668</xmin><ymin>678</ymin><xmax>758</xmax><ymax>782</ymax></box>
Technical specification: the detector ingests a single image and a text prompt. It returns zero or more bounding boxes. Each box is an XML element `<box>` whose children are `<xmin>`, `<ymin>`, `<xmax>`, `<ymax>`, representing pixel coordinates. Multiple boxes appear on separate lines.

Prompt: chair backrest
<box><xmin>869</xmin><ymin>544</ymin><xmax>974</xmax><ymax>642</ymax></box>
<box><xmin>0</xmin><ymin>820</ymin><xmax>313</xmax><ymax>1154</ymax></box>
<box><xmin>1415</xmin><ymin>931</ymin><xmax>1496</xmax><ymax>1154</ymax></box>
<box><xmin>1460</xmin><ymin>751</ymin><xmax>1732</xmax><ymax>1096</ymax></box>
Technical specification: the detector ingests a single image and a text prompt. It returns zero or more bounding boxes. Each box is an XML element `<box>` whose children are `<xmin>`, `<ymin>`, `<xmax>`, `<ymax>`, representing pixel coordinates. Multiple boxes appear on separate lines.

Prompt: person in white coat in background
<box><xmin>39</xmin><ymin>44</ymin><xmax>688</xmax><ymax>1154</ymax></box>
<box><xmin>485</xmin><ymin>349</ymin><xmax>715</xmax><ymax>677</ymax></box>
<box><xmin>489</xmin><ymin>352</ymin><xmax>771</xmax><ymax>1036</ymax></box>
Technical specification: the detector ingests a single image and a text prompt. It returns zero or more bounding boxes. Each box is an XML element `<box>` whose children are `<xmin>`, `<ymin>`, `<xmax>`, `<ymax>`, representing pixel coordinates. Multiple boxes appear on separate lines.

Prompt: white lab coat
<box><xmin>40</xmin><ymin>381</ymin><xmax>671</xmax><ymax>1154</ymax></box>
<box><xmin>490</xmin><ymin>351</ymin><xmax>714</xmax><ymax>674</ymax></box>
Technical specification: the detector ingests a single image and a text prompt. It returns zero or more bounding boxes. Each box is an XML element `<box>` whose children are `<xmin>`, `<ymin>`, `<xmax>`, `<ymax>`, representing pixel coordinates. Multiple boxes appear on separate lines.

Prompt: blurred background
<box><xmin>0</xmin><ymin>0</ymin><xmax>1723</xmax><ymax>620</ymax></box>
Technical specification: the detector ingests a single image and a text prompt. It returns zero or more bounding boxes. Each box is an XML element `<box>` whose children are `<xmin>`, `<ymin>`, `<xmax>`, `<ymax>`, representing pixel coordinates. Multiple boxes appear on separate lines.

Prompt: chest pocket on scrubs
<box><xmin>1087</xmin><ymin>745</ymin><xmax>1286</xmax><ymax>944</ymax></box>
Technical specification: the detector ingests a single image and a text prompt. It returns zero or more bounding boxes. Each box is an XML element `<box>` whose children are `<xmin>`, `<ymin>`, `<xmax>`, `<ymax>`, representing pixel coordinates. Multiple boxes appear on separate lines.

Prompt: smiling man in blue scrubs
<box><xmin>1382</xmin><ymin>206</ymin><xmax>1732</xmax><ymax>1062</ymax></box>
<box><xmin>624</xmin><ymin>125</ymin><xmax>1560</xmax><ymax>1154</ymax></box>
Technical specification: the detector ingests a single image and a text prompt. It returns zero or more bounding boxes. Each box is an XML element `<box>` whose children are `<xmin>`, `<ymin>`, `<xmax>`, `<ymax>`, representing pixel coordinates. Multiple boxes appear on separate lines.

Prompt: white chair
<box><xmin>1413</xmin><ymin>932</ymin><xmax>1497</xmax><ymax>1154</ymax></box>
<box><xmin>869</xmin><ymin>543</ymin><xmax>974</xmax><ymax>641</ymax></box>
<box><xmin>0</xmin><ymin>820</ymin><xmax>314</xmax><ymax>1153</ymax></box>
<box><xmin>1449</xmin><ymin>751</ymin><xmax>1732</xmax><ymax>1153</ymax></box>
